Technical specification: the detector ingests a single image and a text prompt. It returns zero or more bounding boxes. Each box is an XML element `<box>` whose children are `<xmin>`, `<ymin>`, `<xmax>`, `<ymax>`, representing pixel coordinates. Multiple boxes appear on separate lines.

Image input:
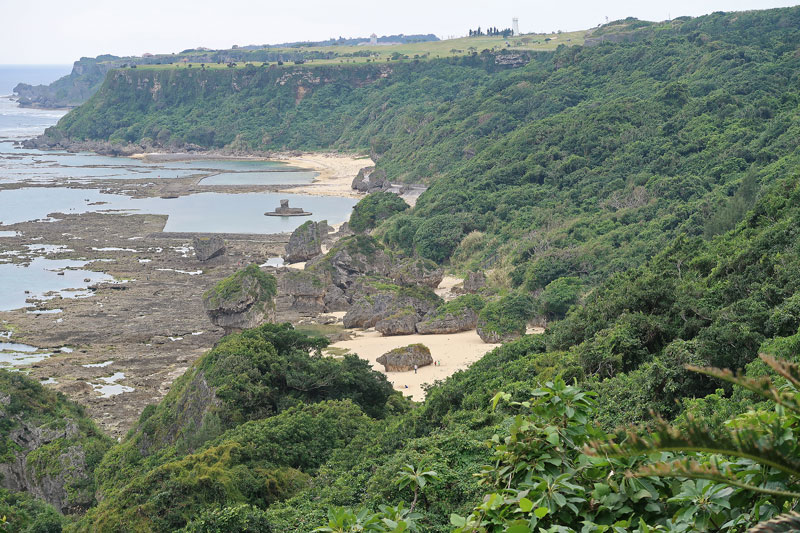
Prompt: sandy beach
<box><xmin>328</xmin><ymin>329</ymin><xmax>500</xmax><ymax>401</ymax></box>
<box><xmin>275</xmin><ymin>152</ymin><xmax>371</xmax><ymax>198</ymax></box>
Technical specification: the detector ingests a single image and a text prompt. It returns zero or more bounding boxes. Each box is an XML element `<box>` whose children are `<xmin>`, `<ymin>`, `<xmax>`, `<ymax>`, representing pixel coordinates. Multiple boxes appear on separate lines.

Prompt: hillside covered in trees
<box><xmin>5</xmin><ymin>5</ymin><xmax>800</xmax><ymax>532</ymax></box>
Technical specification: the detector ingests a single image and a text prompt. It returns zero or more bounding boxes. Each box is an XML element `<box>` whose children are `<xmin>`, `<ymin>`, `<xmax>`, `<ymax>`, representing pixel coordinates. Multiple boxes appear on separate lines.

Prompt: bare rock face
<box><xmin>343</xmin><ymin>286</ymin><xmax>440</xmax><ymax>331</ymax></box>
<box><xmin>202</xmin><ymin>265</ymin><xmax>277</xmax><ymax>334</ymax></box>
<box><xmin>390</xmin><ymin>257</ymin><xmax>444</xmax><ymax>288</ymax></box>
<box><xmin>463</xmin><ymin>272</ymin><xmax>487</xmax><ymax>293</ymax></box>
<box><xmin>0</xmin><ymin>374</ymin><xmax>112</xmax><ymax>514</ymax></box>
<box><xmin>320</xmin><ymin>236</ymin><xmax>393</xmax><ymax>289</ymax></box>
<box><xmin>416</xmin><ymin>308</ymin><xmax>479</xmax><ymax>335</ymax></box>
<box><xmin>375</xmin><ymin>308</ymin><xmax>419</xmax><ymax>336</ymax></box>
<box><xmin>376</xmin><ymin>344</ymin><xmax>433</xmax><ymax>372</ymax></box>
<box><xmin>323</xmin><ymin>285</ymin><xmax>349</xmax><ymax>312</ymax></box>
<box><xmin>352</xmin><ymin>166</ymin><xmax>389</xmax><ymax>193</ymax></box>
<box><xmin>0</xmin><ymin>419</ymin><xmax>88</xmax><ymax>513</ymax></box>
<box><xmin>193</xmin><ymin>235</ymin><xmax>226</xmax><ymax>261</ymax></box>
<box><xmin>284</xmin><ymin>220</ymin><xmax>330</xmax><ymax>263</ymax></box>
<box><xmin>279</xmin><ymin>270</ymin><xmax>327</xmax><ymax>315</ymax></box>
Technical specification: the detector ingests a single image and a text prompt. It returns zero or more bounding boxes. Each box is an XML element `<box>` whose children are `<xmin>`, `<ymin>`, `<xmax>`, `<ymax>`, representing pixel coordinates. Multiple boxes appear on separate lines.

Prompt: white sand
<box><xmin>328</xmin><ymin>329</ymin><xmax>500</xmax><ymax>401</ymax></box>
<box><xmin>275</xmin><ymin>152</ymin><xmax>371</xmax><ymax>198</ymax></box>
<box><xmin>434</xmin><ymin>275</ymin><xmax>463</xmax><ymax>301</ymax></box>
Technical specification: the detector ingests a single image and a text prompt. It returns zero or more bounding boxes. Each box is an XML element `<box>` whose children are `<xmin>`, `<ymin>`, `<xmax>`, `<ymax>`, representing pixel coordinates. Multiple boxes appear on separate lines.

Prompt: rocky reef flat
<box><xmin>0</xmin><ymin>209</ymin><xmax>289</xmax><ymax>438</ymax></box>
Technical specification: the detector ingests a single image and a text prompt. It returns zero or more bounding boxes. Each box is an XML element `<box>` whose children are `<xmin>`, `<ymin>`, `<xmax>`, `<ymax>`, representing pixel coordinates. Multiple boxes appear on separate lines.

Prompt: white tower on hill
<box><xmin>512</xmin><ymin>17</ymin><xmax>519</xmax><ymax>36</ymax></box>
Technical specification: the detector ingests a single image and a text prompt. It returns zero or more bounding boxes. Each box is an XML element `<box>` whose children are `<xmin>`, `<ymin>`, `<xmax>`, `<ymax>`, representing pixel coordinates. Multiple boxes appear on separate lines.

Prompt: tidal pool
<box><xmin>0</xmin><ymin>187</ymin><xmax>356</xmax><ymax>233</ymax></box>
<box><xmin>0</xmin><ymin>256</ymin><xmax>114</xmax><ymax>311</ymax></box>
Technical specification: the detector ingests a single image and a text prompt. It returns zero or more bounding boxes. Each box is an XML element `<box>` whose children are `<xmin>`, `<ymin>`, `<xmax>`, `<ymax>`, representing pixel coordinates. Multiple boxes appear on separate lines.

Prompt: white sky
<box><xmin>1</xmin><ymin>0</ymin><xmax>797</xmax><ymax>64</ymax></box>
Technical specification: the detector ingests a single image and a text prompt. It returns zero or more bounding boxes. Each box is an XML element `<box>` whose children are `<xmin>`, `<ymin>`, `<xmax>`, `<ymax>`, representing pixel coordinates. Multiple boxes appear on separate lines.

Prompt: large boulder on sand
<box><xmin>193</xmin><ymin>235</ymin><xmax>225</xmax><ymax>261</ymax></box>
<box><xmin>285</xmin><ymin>220</ymin><xmax>331</xmax><ymax>263</ymax></box>
<box><xmin>376</xmin><ymin>344</ymin><xmax>433</xmax><ymax>372</ymax></box>
<box><xmin>202</xmin><ymin>265</ymin><xmax>277</xmax><ymax>334</ymax></box>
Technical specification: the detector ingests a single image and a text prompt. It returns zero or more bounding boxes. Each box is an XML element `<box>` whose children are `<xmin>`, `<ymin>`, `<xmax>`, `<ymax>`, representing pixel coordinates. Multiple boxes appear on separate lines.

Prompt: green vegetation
<box><xmin>0</xmin><ymin>487</ymin><xmax>63</xmax><ymax>533</ymax></box>
<box><xmin>7</xmin><ymin>6</ymin><xmax>800</xmax><ymax>532</ymax></box>
<box><xmin>477</xmin><ymin>293</ymin><xmax>535</xmax><ymax>339</ymax></box>
<box><xmin>70</xmin><ymin>323</ymin><xmax>396</xmax><ymax>531</ymax></box>
<box><xmin>0</xmin><ymin>371</ymin><xmax>112</xmax><ymax>514</ymax></box>
<box><xmin>202</xmin><ymin>264</ymin><xmax>276</xmax><ymax>308</ymax></box>
<box><xmin>426</xmin><ymin>294</ymin><xmax>485</xmax><ymax>321</ymax></box>
<box><xmin>349</xmin><ymin>192</ymin><xmax>409</xmax><ymax>233</ymax></box>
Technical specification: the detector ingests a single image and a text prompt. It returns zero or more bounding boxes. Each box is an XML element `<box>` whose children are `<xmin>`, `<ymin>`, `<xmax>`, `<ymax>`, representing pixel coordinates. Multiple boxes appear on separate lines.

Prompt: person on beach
<box><xmin>414</xmin><ymin>364</ymin><xmax>418</xmax><ymax>374</ymax></box>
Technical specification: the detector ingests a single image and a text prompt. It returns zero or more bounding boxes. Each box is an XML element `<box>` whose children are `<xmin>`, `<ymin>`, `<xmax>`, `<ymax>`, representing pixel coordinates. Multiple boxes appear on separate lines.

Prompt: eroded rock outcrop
<box><xmin>416</xmin><ymin>308</ymin><xmax>479</xmax><ymax>334</ymax></box>
<box><xmin>0</xmin><ymin>372</ymin><xmax>112</xmax><ymax>514</ymax></box>
<box><xmin>202</xmin><ymin>264</ymin><xmax>277</xmax><ymax>333</ymax></box>
<box><xmin>463</xmin><ymin>271</ymin><xmax>487</xmax><ymax>293</ymax></box>
<box><xmin>376</xmin><ymin>344</ymin><xmax>433</xmax><ymax>372</ymax></box>
<box><xmin>284</xmin><ymin>220</ymin><xmax>330</xmax><ymax>263</ymax></box>
<box><xmin>193</xmin><ymin>235</ymin><xmax>226</xmax><ymax>261</ymax></box>
<box><xmin>279</xmin><ymin>269</ymin><xmax>328</xmax><ymax>314</ymax></box>
<box><xmin>390</xmin><ymin>257</ymin><xmax>444</xmax><ymax>288</ymax></box>
<box><xmin>375</xmin><ymin>308</ymin><xmax>420</xmax><ymax>336</ymax></box>
<box><xmin>344</xmin><ymin>283</ymin><xmax>440</xmax><ymax>331</ymax></box>
<box><xmin>352</xmin><ymin>166</ymin><xmax>389</xmax><ymax>193</ymax></box>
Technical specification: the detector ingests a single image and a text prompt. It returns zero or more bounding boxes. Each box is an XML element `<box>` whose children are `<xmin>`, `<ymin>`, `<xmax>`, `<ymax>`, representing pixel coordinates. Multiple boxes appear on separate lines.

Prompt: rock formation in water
<box><xmin>193</xmin><ymin>235</ymin><xmax>226</xmax><ymax>261</ymax></box>
<box><xmin>376</xmin><ymin>344</ymin><xmax>433</xmax><ymax>372</ymax></box>
<box><xmin>202</xmin><ymin>265</ymin><xmax>277</xmax><ymax>333</ymax></box>
<box><xmin>264</xmin><ymin>199</ymin><xmax>311</xmax><ymax>216</ymax></box>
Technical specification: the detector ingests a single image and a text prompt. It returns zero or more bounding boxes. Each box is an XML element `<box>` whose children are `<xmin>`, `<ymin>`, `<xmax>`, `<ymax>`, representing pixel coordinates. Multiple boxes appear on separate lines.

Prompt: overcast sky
<box><xmin>1</xmin><ymin>0</ymin><xmax>797</xmax><ymax>64</ymax></box>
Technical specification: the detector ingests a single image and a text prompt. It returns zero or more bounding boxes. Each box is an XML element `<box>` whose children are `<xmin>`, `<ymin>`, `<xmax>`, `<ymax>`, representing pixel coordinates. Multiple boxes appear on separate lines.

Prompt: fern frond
<box><xmin>748</xmin><ymin>511</ymin><xmax>800</xmax><ymax>532</ymax></box>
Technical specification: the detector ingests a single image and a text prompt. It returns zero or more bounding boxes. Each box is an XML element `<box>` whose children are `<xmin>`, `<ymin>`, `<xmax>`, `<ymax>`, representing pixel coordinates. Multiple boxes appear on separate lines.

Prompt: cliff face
<box><xmin>46</xmin><ymin>62</ymin><xmax>394</xmax><ymax>149</ymax></box>
<box><xmin>14</xmin><ymin>56</ymin><xmax>128</xmax><ymax>109</ymax></box>
<box><xmin>0</xmin><ymin>371</ymin><xmax>112</xmax><ymax>513</ymax></box>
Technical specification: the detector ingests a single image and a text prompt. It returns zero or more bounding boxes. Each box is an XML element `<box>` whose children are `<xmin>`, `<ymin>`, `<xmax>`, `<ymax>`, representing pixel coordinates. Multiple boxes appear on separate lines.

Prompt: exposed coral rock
<box><xmin>202</xmin><ymin>265</ymin><xmax>277</xmax><ymax>333</ymax></box>
<box><xmin>463</xmin><ymin>271</ymin><xmax>487</xmax><ymax>293</ymax></box>
<box><xmin>284</xmin><ymin>220</ymin><xmax>330</xmax><ymax>263</ymax></box>
<box><xmin>352</xmin><ymin>166</ymin><xmax>389</xmax><ymax>193</ymax></box>
<box><xmin>476</xmin><ymin>320</ymin><xmax>523</xmax><ymax>344</ymax></box>
<box><xmin>416</xmin><ymin>308</ymin><xmax>479</xmax><ymax>334</ymax></box>
<box><xmin>376</xmin><ymin>344</ymin><xmax>433</xmax><ymax>372</ymax></box>
<box><xmin>390</xmin><ymin>257</ymin><xmax>444</xmax><ymax>288</ymax></box>
<box><xmin>193</xmin><ymin>235</ymin><xmax>225</xmax><ymax>261</ymax></box>
<box><xmin>375</xmin><ymin>308</ymin><xmax>419</xmax><ymax>336</ymax></box>
<box><xmin>279</xmin><ymin>270</ymin><xmax>328</xmax><ymax>314</ymax></box>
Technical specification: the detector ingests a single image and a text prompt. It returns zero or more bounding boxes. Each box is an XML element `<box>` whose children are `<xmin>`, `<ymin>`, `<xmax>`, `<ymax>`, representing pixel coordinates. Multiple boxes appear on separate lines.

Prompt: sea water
<box><xmin>0</xmin><ymin>66</ymin><xmax>357</xmax><ymax>313</ymax></box>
